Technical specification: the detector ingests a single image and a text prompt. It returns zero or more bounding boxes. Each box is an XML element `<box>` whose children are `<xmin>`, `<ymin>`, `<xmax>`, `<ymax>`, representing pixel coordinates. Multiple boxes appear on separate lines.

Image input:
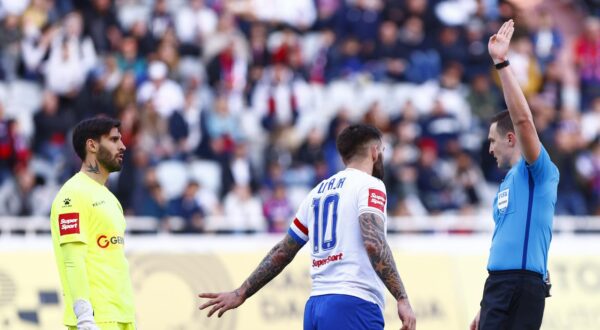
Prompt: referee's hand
<box><xmin>199</xmin><ymin>289</ymin><xmax>246</xmax><ymax>318</ymax></box>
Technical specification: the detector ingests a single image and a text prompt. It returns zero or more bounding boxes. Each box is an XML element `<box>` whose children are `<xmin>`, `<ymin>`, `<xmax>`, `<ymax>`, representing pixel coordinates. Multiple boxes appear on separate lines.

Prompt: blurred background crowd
<box><xmin>0</xmin><ymin>0</ymin><xmax>599</xmax><ymax>234</ymax></box>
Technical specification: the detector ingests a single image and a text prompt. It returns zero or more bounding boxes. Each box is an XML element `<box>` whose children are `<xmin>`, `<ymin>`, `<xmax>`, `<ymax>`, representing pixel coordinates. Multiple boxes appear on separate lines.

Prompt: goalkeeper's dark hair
<box><xmin>72</xmin><ymin>116</ymin><xmax>121</xmax><ymax>161</ymax></box>
<box><xmin>491</xmin><ymin>110</ymin><xmax>515</xmax><ymax>135</ymax></box>
<box><xmin>336</xmin><ymin>124</ymin><xmax>382</xmax><ymax>164</ymax></box>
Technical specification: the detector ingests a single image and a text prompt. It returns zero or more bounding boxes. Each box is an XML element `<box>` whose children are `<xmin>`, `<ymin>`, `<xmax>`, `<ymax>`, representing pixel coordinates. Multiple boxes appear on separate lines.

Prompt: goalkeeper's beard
<box><xmin>97</xmin><ymin>144</ymin><xmax>123</xmax><ymax>172</ymax></box>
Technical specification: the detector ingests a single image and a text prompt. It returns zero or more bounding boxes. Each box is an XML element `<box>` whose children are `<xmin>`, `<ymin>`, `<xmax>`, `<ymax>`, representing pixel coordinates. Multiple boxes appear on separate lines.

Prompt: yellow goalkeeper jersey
<box><xmin>50</xmin><ymin>172</ymin><xmax>135</xmax><ymax>326</ymax></box>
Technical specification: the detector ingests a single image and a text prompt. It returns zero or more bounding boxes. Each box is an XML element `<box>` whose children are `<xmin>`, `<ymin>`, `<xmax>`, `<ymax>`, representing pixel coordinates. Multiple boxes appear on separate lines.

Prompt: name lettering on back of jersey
<box><xmin>312</xmin><ymin>253</ymin><xmax>344</xmax><ymax>268</ymax></box>
<box><xmin>368</xmin><ymin>189</ymin><xmax>386</xmax><ymax>212</ymax></box>
<box><xmin>498</xmin><ymin>189</ymin><xmax>509</xmax><ymax>211</ymax></box>
<box><xmin>59</xmin><ymin>213</ymin><xmax>80</xmax><ymax>235</ymax></box>
<box><xmin>317</xmin><ymin>177</ymin><xmax>346</xmax><ymax>194</ymax></box>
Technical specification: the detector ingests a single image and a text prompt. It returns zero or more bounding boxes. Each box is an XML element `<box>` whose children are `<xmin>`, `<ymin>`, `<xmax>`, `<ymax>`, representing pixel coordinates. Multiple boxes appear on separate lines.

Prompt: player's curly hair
<box><xmin>336</xmin><ymin>124</ymin><xmax>382</xmax><ymax>164</ymax></box>
<box><xmin>72</xmin><ymin>116</ymin><xmax>121</xmax><ymax>161</ymax></box>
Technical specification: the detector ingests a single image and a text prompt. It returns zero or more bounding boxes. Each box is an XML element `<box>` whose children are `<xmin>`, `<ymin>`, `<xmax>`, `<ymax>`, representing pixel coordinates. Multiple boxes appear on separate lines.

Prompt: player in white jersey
<box><xmin>199</xmin><ymin>124</ymin><xmax>416</xmax><ymax>330</ymax></box>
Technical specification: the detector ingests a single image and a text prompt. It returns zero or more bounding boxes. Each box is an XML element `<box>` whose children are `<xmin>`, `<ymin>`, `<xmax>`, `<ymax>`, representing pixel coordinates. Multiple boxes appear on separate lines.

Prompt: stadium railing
<box><xmin>1</xmin><ymin>215</ymin><xmax>599</xmax><ymax>237</ymax></box>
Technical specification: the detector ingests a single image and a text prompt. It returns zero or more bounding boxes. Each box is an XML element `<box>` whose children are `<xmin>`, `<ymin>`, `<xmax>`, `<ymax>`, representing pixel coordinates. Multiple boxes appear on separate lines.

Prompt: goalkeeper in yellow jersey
<box><xmin>50</xmin><ymin>117</ymin><xmax>135</xmax><ymax>330</ymax></box>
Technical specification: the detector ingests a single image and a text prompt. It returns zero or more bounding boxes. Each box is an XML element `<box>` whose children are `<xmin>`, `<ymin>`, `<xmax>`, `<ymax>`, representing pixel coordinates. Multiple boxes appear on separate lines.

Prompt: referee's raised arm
<box><xmin>488</xmin><ymin>19</ymin><xmax>541</xmax><ymax>165</ymax></box>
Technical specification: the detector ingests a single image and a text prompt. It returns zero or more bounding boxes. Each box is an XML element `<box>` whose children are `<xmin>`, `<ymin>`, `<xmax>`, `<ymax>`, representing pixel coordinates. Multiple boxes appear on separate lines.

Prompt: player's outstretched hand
<box><xmin>198</xmin><ymin>290</ymin><xmax>246</xmax><ymax>318</ymax></box>
<box><xmin>488</xmin><ymin>19</ymin><xmax>515</xmax><ymax>64</ymax></box>
<box><xmin>397</xmin><ymin>298</ymin><xmax>416</xmax><ymax>330</ymax></box>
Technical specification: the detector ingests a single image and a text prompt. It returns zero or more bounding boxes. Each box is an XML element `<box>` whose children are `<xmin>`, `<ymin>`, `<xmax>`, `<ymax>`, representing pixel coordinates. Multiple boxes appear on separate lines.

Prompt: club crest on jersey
<box><xmin>368</xmin><ymin>189</ymin><xmax>386</xmax><ymax>212</ymax></box>
<box><xmin>58</xmin><ymin>213</ymin><xmax>80</xmax><ymax>235</ymax></box>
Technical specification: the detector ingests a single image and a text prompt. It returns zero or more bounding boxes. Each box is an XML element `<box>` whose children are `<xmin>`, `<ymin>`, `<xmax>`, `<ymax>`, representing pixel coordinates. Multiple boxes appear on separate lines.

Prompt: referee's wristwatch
<box><xmin>494</xmin><ymin>59</ymin><xmax>510</xmax><ymax>70</ymax></box>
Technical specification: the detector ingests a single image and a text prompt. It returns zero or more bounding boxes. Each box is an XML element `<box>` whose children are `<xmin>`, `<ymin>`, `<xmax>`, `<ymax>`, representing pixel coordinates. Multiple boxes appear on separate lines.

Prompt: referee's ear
<box><xmin>507</xmin><ymin>132</ymin><xmax>517</xmax><ymax>147</ymax></box>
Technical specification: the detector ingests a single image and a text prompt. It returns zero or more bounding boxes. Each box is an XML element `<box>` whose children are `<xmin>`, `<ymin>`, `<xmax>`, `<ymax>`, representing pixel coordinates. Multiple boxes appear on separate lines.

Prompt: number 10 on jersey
<box><xmin>312</xmin><ymin>194</ymin><xmax>340</xmax><ymax>253</ymax></box>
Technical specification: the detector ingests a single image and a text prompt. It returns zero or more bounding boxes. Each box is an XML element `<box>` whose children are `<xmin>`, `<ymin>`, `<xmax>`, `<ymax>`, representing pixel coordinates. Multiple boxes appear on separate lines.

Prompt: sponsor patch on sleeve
<box><xmin>368</xmin><ymin>189</ymin><xmax>386</xmax><ymax>212</ymax></box>
<box><xmin>59</xmin><ymin>213</ymin><xmax>80</xmax><ymax>236</ymax></box>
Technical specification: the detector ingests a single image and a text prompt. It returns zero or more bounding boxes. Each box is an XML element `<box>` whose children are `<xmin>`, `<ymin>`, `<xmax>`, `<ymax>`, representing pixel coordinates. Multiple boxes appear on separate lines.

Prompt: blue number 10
<box><xmin>312</xmin><ymin>194</ymin><xmax>340</xmax><ymax>253</ymax></box>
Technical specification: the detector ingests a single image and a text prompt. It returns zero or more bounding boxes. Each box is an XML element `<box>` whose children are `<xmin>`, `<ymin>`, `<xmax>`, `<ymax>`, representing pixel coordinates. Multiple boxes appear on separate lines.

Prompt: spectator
<box><xmin>464</xmin><ymin>19</ymin><xmax>489</xmax><ymax>79</ymax></box>
<box><xmin>205</xmin><ymin>93</ymin><xmax>242</xmax><ymax>159</ymax></box>
<box><xmin>498</xmin><ymin>36</ymin><xmax>542</xmax><ymax>98</ymax></box>
<box><xmin>416</xmin><ymin>139</ymin><xmax>458</xmax><ymax>213</ymax></box>
<box><xmin>167</xmin><ymin>181</ymin><xmax>205</xmax><ymax>233</ymax></box>
<box><xmin>419</xmin><ymin>99</ymin><xmax>462</xmax><ymax>158</ymax></box>
<box><xmin>0</xmin><ymin>15</ymin><xmax>22</xmax><ymax>81</ymax></box>
<box><xmin>82</xmin><ymin>0</ymin><xmax>122</xmax><ymax>55</ymax></box>
<box><xmin>437</xmin><ymin>26</ymin><xmax>467</xmax><ymax>67</ymax></box>
<box><xmin>582</xmin><ymin>97</ymin><xmax>600</xmax><ymax>144</ymax></box>
<box><xmin>252</xmin><ymin>63</ymin><xmax>310</xmax><ymax>131</ymax></box>
<box><xmin>113</xmin><ymin>71</ymin><xmax>137</xmax><ymax>112</ymax></box>
<box><xmin>116</xmin><ymin>37</ymin><xmax>146</xmax><ymax>82</ymax></box>
<box><xmin>20</xmin><ymin>22</ymin><xmax>56</xmax><ymax>80</ymax></box>
<box><xmin>550</xmin><ymin>110</ymin><xmax>588</xmax><ymax>215</ymax></box>
<box><xmin>221</xmin><ymin>141</ymin><xmax>258</xmax><ymax>198</ymax></box>
<box><xmin>222</xmin><ymin>184</ymin><xmax>265</xmax><ymax>232</ymax></box>
<box><xmin>133</xmin><ymin>169</ymin><xmax>168</xmax><ymax>224</ymax></box>
<box><xmin>295</xmin><ymin>126</ymin><xmax>325</xmax><ymax>166</ymax></box>
<box><xmin>148</xmin><ymin>0</ymin><xmax>174</xmax><ymax>41</ymax></box>
<box><xmin>537</xmin><ymin>60</ymin><xmax>563</xmax><ymax>111</ymax></box>
<box><xmin>342</xmin><ymin>0</ymin><xmax>382</xmax><ymax>55</ymax></box>
<box><xmin>175</xmin><ymin>0</ymin><xmax>218</xmax><ymax>56</ymax></box>
<box><xmin>574</xmin><ymin>17</ymin><xmax>600</xmax><ymax>110</ymax></box>
<box><xmin>44</xmin><ymin>12</ymin><xmax>97</xmax><ymax>97</ymax></box>
<box><xmin>453</xmin><ymin>150</ymin><xmax>484</xmax><ymax>213</ymax></box>
<box><xmin>137</xmin><ymin>61</ymin><xmax>185</xmax><ymax>118</ymax></box>
<box><xmin>400</xmin><ymin>16</ymin><xmax>441</xmax><ymax>83</ymax></box>
<box><xmin>33</xmin><ymin>90</ymin><xmax>75</xmax><ymax>162</ymax></box>
<box><xmin>372</xmin><ymin>20</ymin><xmax>408</xmax><ymax>82</ymax></box>
<box><xmin>466</xmin><ymin>74</ymin><xmax>500</xmax><ymax>123</ymax></box>
<box><xmin>0</xmin><ymin>166</ymin><xmax>49</xmax><ymax>216</ymax></box>
<box><xmin>531</xmin><ymin>10</ymin><xmax>562</xmax><ymax>72</ymax></box>
<box><xmin>0</xmin><ymin>106</ymin><xmax>29</xmax><ymax>182</ymax></box>
<box><xmin>576</xmin><ymin>138</ymin><xmax>600</xmax><ymax>215</ymax></box>
<box><xmin>74</xmin><ymin>65</ymin><xmax>118</xmax><ymax>120</ymax></box>
<box><xmin>262</xmin><ymin>183</ymin><xmax>293</xmax><ymax>233</ymax></box>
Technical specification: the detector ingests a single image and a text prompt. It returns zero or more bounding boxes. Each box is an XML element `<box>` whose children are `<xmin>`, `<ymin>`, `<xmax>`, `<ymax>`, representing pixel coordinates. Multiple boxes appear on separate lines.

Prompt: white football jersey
<box><xmin>288</xmin><ymin>167</ymin><xmax>388</xmax><ymax>310</ymax></box>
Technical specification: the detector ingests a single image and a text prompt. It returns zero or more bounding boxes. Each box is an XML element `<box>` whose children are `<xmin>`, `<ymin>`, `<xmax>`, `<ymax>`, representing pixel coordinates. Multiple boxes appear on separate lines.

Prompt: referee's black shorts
<box><xmin>479</xmin><ymin>270</ymin><xmax>546</xmax><ymax>330</ymax></box>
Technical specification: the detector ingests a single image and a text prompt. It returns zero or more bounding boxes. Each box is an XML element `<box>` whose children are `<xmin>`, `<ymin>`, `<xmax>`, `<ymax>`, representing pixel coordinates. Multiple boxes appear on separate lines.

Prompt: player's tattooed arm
<box><xmin>86</xmin><ymin>161</ymin><xmax>100</xmax><ymax>174</ymax></box>
<box><xmin>359</xmin><ymin>213</ymin><xmax>408</xmax><ymax>301</ymax></box>
<box><xmin>238</xmin><ymin>233</ymin><xmax>303</xmax><ymax>300</ymax></box>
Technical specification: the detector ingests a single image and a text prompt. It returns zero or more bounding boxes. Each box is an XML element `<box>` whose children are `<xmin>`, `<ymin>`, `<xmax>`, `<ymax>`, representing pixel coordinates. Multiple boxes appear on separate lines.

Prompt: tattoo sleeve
<box><xmin>86</xmin><ymin>161</ymin><xmax>100</xmax><ymax>174</ymax></box>
<box><xmin>239</xmin><ymin>233</ymin><xmax>303</xmax><ymax>299</ymax></box>
<box><xmin>359</xmin><ymin>212</ymin><xmax>408</xmax><ymax>300</ymax></box>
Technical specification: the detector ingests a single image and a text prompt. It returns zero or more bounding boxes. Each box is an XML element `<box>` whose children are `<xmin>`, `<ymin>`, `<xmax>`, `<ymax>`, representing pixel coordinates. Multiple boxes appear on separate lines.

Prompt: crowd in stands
<box><xmin>0</xmin><ymin>0</ymin><xmax>599</xmax><ymax>233</ymax></box>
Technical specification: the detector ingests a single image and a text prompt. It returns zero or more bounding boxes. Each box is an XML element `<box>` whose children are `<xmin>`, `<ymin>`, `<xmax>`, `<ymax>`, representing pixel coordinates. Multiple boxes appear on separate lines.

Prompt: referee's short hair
<box><xmin>491</xmin><ymin>110</ymin><xmax>515</xmax><ymax>135</ymax></box>
<box><xmin>72</xmin><ymin>116</ymin><xmax>121</xmax><ymax>161</ymax></box>
<box><xmin>336</xmin><ymin>124</ymin><xmax>382</xmax><ymax>164</ymax></box>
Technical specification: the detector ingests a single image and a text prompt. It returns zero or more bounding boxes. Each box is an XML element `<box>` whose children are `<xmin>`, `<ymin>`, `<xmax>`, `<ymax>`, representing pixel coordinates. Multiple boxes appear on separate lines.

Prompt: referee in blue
<box><xmin>471</xmin><ymin>20</ymin><xmax>560</xmax><ymax>330</ymax></box>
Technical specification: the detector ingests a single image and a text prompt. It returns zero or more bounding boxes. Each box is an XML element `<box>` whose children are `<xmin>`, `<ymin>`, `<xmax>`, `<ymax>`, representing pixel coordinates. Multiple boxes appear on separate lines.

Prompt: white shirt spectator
<box><xmin>222</xmin><ymin>185</ymin><xmax>266</xmax><ymax>231</ymax></box>
<box><xmin>0</xmin><ymin>0</ymin><xmax>30</xmax><ymax>16</ymax></box>
<box><xmin>251</xmin><ymin>0</ymin><xmax>316</xmax><ymax>28</ymax></box>
<box><xmin>137</xmin><ymin>61</ymin><xmax>185</xmax><ymax>118</ymax></box>
<box><xmin>175</xmin><ymin>1</ymin><xmax>218</xmax><ymax>44</ymax></box>
<box><xmin>581</xmin><ymin>108</ymin><xmax>600</xmax><ymax>143</ymax></box>
<box><xmin>44</xmin><ymin>34</ymin><xmax>97</xmax><ymax>95</ymax></box>
<box><xmin>251</xmin><ymin>66</ymin><xmax>311</xmax><ymax>127</ymax></box>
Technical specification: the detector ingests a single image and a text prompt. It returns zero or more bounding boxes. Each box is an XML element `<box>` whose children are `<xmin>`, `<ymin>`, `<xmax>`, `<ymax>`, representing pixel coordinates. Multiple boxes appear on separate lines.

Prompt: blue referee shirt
<box><xmin>487</xmin><ymin>145</ymin><xmax>559</xmax><ymax>278</ymax></box>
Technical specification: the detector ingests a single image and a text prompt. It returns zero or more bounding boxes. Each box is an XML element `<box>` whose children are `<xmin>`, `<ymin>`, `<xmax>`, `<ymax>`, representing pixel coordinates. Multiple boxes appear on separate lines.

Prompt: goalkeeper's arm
<box><xmin>62</xmin><ymin>242</ymin><xmax>99</xmax><ymax>330</ymax></box>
